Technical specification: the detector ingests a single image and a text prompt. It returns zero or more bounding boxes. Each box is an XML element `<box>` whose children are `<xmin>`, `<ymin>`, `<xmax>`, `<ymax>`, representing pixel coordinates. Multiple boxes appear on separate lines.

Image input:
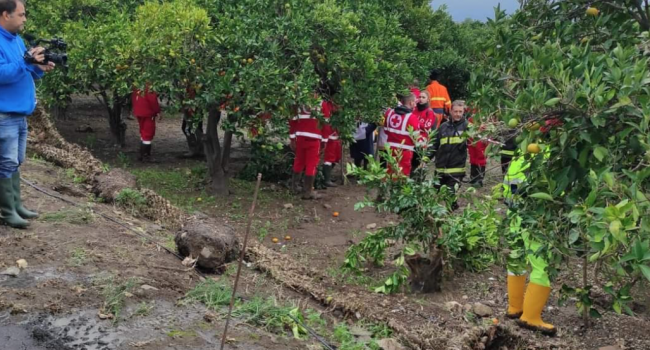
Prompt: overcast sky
<box><xmin>431</xmin><ymin>0</ymin><xmax>520</xmax><ymax>22</ymax></box>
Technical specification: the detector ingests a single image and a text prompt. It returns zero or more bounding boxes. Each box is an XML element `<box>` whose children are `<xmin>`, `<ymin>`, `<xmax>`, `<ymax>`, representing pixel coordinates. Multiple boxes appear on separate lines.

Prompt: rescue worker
<box><xmin>468</xmin><ymin>114</ymin><xmax>488</xmax><ymax>187</ymax></box>
<box><xmin>289</xmin><ymin>103</ymin><xmax>323</xmax><ymax>200</ymax></box>
<box><xmin>410</xmin><ymin>91</ymin><xmax>437</xmax><ymax>179</ymax></box>
<box><xmin>425</xmin><ymin>70</ymin><xmax>451</xmax><ymax>116</ymax></box>
<box><xmin>431</xmin><ymin>100</ymin><xmax>468</xmax><ymax>210</ymax></box>
<box><xmin>383</xmin><ymin>93</ymin><xmax>420</xmax><ymax>177</ymax></box>
<box><xmin>321</xmin><ymin>100</ymin><xmax>340</xmax><ymax>187</ymax></box>
<box><xmin>350</xmin><ymin>122</ymin><xmax>376</xmax><ymax>169</ymax></box>
<box><xmin>131</xmin><ymin>86</ymin><xmax>162</xmax><ymax>162</ymax></box>
<box><xmin>500</xmin><ymin>135</ymin><xmax>517</xmax><ymax>176</ymax></box>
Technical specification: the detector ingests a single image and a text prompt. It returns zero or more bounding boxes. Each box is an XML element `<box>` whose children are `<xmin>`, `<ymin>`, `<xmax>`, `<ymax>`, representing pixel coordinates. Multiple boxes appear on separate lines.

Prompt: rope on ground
<box><xmin>22</xmin><ymin>177</ymin><xmax>339</xmax><ymax>350</ymax></box>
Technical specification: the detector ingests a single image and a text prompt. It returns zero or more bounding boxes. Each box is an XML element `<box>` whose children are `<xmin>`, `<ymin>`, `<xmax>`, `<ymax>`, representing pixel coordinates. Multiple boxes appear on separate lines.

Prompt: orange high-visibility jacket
<box><xmin>426</xmin><ymin>81</ymin><xmax>451</xmax><ymax>111</ymax></box>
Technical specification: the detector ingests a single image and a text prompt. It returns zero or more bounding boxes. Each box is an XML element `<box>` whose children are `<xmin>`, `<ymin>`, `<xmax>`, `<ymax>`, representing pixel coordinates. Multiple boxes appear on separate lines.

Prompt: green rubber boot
<box><xmin>0</xmin><ymin>177</ymin><xmax>29</xmax><ymax>228</ymax></box>
<box><xmin>12</xmin><ymin>171</ymin><xmax>38</xmax><ymax>219</ymax></box>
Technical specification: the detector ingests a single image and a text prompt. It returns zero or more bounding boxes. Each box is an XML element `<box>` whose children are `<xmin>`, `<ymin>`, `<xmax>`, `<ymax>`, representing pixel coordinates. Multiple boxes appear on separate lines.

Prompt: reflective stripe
<box><xmin>504</xmin><ymin>179</ymin><xmax>524</xmax><ymax>185</ymax></box>
<box><xmin>388</xmin><ymin>142</ymin><xmax>414</xmax><ymax>151</ymax></box>
<box><xmin>440</xmin><ymin>136</ymin><xmax>464</xmax><ymax>145</ymax></box>
<box><xmin>296</xmin><ymin>131</ymin><xmax>322</xmax><ymax>139</ymax></box>
<box><xmin>289</xmin><ymin>134</ymin><xmax>296</xmax><ymax>139</ymax></box>
<box><xmin>430</xmin><ymin>97</ymin><xmax>447</xmax><ymax>101</ymax></box>
<box><xmin>329</xmin><ymin>136</ymin><xmax>339</xmax><ymax>140</ymax></box>
<box><xmin>324</xmin><ymin>162</ymin><xmax>332</xmax><ymax>166</ymax></box>
<box><xmin>294</xmin><ymin>114</ymin><xmax>315</xmax><ymax>120</ymax></box>
<box><xmin>500</xmin><ymin>150</ymin><xmax>515</xmax><ymax>156</ymax></box>
<box><xmin>385</xmin><ymin>112</ymin><xmax>414</xmax><ymax>136</ymax></box>
<box><xmin>438</xmin><ymin>168</ymin><xmax>465</xmax><ymax>174</ymax></box>
<box><xmin>385</xmin><ymin>127</ymin><xmax>411</xmax><ymax>136</ymax></box>
<box><xmin>142</xmin><ymin>140</ymin><xmax>152</xmax><ymax>145</ymax></box>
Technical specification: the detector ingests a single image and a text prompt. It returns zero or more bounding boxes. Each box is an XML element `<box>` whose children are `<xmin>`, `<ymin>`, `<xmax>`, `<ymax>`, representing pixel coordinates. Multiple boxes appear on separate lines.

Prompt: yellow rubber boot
<box><xmin>517</xmin><ymin>283</ymin><xmax>556</xmax><ymax>336</ymax></box>
<box><xmin>506</xmin><ymin>275</ymin><xmax>526</xmax><ymax>319</ymax></box>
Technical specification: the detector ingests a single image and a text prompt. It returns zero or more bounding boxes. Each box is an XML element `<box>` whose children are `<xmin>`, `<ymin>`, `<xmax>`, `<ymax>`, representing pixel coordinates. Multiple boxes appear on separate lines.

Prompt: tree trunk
<box><xmin>221</xmin><ymin>130</ymin><xmax>234</xmax><ymax>171</ymax></box>
<box><xmin>182</xmin><ymin>111</ymin><xmax>205</xmax><ymax>158</ymax></box>
<box><xmin>203</xmin><ymin>108</ymin><xmax>229</xmax><ymax>196</ymax></box>
<box><xmin>101</xmin><ymin>90</ymin><xmax>127</xmax><ymax>147</ymax></box>
<box><xmin>405</xmin><ymin>247</ymin><xmax>444</xmax><ymax>293</ymax></box>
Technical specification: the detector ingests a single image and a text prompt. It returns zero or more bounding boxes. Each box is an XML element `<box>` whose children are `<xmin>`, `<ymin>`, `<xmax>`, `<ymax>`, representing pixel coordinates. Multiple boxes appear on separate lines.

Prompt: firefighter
<box><xmin>500</xmin><ymin>135</ymin><xmax>517</xmax><ymax>176</ymax></box>
<box><xmin>425</xmin><ymin>69</ymin><xmax>451</xmax><ymax>116</ymax></box>
<box><xmin>321</xmin><ymin>100</ymin><xmax>341</xmax><ymax>187</ymax></box>
<box><xmin>383</xmin><ymin>93</ymin><xmax>420</xmax><ymax>177</ymax></box>
<box><xmin>131</xmin><ymin>86</ymin><xmax>162</xmax><ymax>162</ymax></box>
<box><xmin>431</xmin><ymin>100</ymin><xmax>468</xmax><ymax>210</ymax></box>
<box><xmin>289</xmin><ymin>103</ymin><xmax>323</xmax><ymax>200</ymax></box>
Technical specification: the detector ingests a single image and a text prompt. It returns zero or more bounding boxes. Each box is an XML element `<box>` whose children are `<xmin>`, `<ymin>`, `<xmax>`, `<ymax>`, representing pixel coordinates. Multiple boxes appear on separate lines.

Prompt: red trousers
<box><xmin>137</xmin><ymin>116</ymin><xmax>156</xmax><ymax>144</ymax></box>
<box><xmin>388</xmin><ymin>148</ymin><xmax>413</xmax><ymax>176</ymax></box>
<box><xmin>293</xmin><ymin>138</ymin><xmax>321</xmax><ymax>176</ymax></box>
<box><xmin>324</xmin><ymin>140</ymin><xmax>342</xmax><ymax>166</ymax></box>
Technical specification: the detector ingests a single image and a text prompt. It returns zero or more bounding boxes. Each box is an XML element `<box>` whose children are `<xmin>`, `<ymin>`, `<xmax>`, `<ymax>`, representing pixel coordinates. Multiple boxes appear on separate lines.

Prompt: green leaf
<box><xmin>640</xmin><ymin>264</ymin><xmax>650</xmax><ymax>282</ymax></box>
<box><xmin>610</xmin><ymin>96</ymin><xmax>632</xmax><ymax>109</ymax></box>
<box><xmin>530</xmin><ymin>192</ymin><xmax>554</xmax><ymax>201</ymax></box>
<box><xmin>544</xmin><ymin>97</ymin><xmax>561</xmax><ymax>106</ymax></box>
<box><xmin>609</xmin><ymin>220</ymin><xmax>623</xmax><ymax>241</ymax></box>
<box><xmin>593</xmin><ymin>146</ymin><xmax>608</xmax><ymax>162</ymax></box>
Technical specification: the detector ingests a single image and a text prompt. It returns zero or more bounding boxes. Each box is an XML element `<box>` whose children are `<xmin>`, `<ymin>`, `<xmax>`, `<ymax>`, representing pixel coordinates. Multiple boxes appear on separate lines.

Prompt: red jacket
<box><xmin>468</xmin><ymin>117</ymin><xmax>487</xmax><ymax>166</ymax></box>
<box><xmin>384</xmin><ymin>105</ymin><xmax>420</xmax><ymax>151</ymax></box>
<box><xmin>412</xmin><ymin>107</ymin><xmax>437</xmax><ymax>143</ymax></box>
<box><xmin>320</xmin><ymin>100</ymin><xmax>339</xmax><ymax>143</ymax></box>
<box><xmin>132</xmin><ymin>88</ymin><xmax>160</xmax><ymax>118</ymax></box>
<box><xmin>289</xmin><ymin>105</ymin><xmax>323</xmax><ymax>141</ymax></box>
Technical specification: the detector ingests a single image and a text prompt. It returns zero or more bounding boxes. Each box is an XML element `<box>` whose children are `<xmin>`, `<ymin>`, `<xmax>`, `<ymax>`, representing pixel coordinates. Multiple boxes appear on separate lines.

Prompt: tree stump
<box><xmin>405</xmin><ymin>247</ymin><xmax>443</xmax><ymax>293</ymax></box>
<box><xmin>175</xmin><ymin>218</ymin><xmax>240</xmax><ymax>272</ymax></box>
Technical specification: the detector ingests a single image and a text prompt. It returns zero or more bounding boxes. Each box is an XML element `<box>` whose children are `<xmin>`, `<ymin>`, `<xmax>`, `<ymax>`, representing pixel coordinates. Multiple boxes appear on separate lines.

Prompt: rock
<box><xmin>175</xmin><ymin>218</ymin><xmax>240</xmax><ymax>271</ymax></box>
<box><xmin>444</xmin><ymin>301</ymin><xmax>463</xmax><ymax>313</ymax></box>
<box><xmin>93</xmin><ymin>169</ymin><xmax>137</xmax><ymax>202</ymax></box>
<box><xmin>283</xmin><ymin>203</ymin><xmax>294</xmax><ymax>209</ymax></box>
<box><xmin>377</xmin><ymin>338</ymin><xmax>406</xmax><ymax>350</ymax></box>
<box><xmin>598</xmin><ymin>346</ymin><xmax>620</xmax><ymax>350</ymax></box>
<box><xmin>366</xmin><ymin>223</ymin><xmax>377</xmax><ymax>230</ymax></box>
<box><xmin>1</xmin><ymin>266</ymin><xmax>20</xmax><ymax>277</ymax></box>
<box><xmin>323</xmin><ymin>204</ymin><xmax>332</xmax><ymax>209</ymax></box>
<box><xmin>140</xmin><ymin>284</ymin><xmax>158</xmax><ymax>291</ymax></box>
<box><xmin>350</xmin><ymin>326</ymin><xmax>372</xmax><ymax>342</ymax></box>
<box><xmin>16</xmin><ymin>259</ymin><xmax>28</xmax><ymax>269</ymax></box>
<box><xmin>472</xmin><ymin>303</ymin><xmax>493</xmax><ymax>317</ymax></box>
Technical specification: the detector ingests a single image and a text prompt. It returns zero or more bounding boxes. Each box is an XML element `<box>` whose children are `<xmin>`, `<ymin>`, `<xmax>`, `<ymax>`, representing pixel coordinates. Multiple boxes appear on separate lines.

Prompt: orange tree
<box><xmin>27</xmin><ymin>0</ymin><xmax>146</xmax><ymax>146</ymax></box>
<box><xmin>471</xmin><ymin>1</ymin><xmax>650</xmax><ymax>320</ymax></box>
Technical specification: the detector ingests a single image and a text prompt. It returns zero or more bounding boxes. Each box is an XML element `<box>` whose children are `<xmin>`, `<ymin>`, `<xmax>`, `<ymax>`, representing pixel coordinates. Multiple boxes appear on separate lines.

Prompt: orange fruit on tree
<box><xmin>527</xmin><ymin>143</ymin><xmax>541</xmax><ymax>154</ymax></box>
<box><xmin>586</xmin><ymin>7</ymin><xmax>599</xmax><ymax>16</ymax></box>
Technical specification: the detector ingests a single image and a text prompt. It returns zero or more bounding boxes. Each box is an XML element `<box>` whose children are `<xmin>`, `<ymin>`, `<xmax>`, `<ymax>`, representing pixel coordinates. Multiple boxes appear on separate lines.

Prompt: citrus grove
<box><xmin>21</xmin><ymin>0</ymin><xmax>650</xmax><ymax>337</ymax></box>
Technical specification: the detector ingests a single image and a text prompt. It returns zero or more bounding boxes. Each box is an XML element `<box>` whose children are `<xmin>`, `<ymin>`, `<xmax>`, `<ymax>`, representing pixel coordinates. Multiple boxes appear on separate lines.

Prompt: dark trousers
<box><xmin>435</xmin><ymin>173</ymin><xmax>464</xmax><ymax>210</ymax></box>
<box><xmin>500</xmin><ymin>156</ymin><xmax>512</xmax><ymax>176</ymax></box>
<box><xmin>470</xmin><ymin>165</ymin><xmax>485</xmax><ymax>186</ymax></box>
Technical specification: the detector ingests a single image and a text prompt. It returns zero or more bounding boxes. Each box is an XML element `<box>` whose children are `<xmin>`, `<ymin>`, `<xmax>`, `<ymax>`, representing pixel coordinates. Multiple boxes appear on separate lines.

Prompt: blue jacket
<box><xmin>0</xmin><ymin>26</ymin><xmax>43</xmax><ymax>115</ymax></box>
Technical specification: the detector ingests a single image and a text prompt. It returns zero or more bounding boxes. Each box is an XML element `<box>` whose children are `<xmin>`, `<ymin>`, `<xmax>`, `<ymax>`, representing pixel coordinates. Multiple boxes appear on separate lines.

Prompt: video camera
<box><xmin>22</xmin><ymin>34</ymin><xmax>68</xmax><ymax>67</ymax></box>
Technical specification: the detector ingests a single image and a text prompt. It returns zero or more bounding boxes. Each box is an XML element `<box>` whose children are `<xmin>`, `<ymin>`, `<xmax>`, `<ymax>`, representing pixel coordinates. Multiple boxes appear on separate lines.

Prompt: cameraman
<box><xmin>0</xmin><ymin>0</ymin><xmax>55</xmax><ymax>228</ymax></box>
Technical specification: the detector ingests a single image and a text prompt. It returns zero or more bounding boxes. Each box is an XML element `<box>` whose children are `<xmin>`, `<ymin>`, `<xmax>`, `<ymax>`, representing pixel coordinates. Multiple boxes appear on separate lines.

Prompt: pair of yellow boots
<box><xmin>506</xmin><ymin>275</ymin><xmax>556</xmax><ymax>336</ymax></box>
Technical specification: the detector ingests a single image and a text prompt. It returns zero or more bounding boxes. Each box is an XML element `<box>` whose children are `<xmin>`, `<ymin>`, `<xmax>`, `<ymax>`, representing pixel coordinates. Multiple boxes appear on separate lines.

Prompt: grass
<box><xmin>68</xmin><ymin>247</ymin><xmax>88</xmax><ymax>267</ymax></box>
<box><xmin>40</xmin><ymin>208</ymin><xmax>95</xmax><ymax>225</ymax></box>
<box><xmin>131</xmin><ymin>166</ymin><xmax>215</xmax><ymax>212</ymax></box>
<box><xmin>133</xmin><ymin>301</ymin><xmax>155</xmax><ymax>317</ymax></box>
<box><xmin>94</xmin><ymin>275</ymin><xmax>138</xmax><ymax>325</ymax></box>
<box><xmin>64</xmin><ymin>168</ymin><xmax>87</xmax><ymax>184</ymax></box>
<box><xmin>117</xmin><ymin>152</ymin><xmax>131</xmax><ymax>169</ymax></box>
<box><xmin>115</xmin><ymin>188</ymin><xmax>147</xmax><ymax>216</ymax></box>
<box><xmin>184</xmin><ymin>279</ymin><xmax>392</xmax><ymax>347</ymax></box>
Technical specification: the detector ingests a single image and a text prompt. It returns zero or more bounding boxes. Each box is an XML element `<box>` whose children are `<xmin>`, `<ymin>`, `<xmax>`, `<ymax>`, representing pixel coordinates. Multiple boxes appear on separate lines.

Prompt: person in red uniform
<box><xmin>410</xmin><ymin>91</ymin><xmax>437</xmax><ymax>178</ymax></box>
<box><xmin>467</xmin><ymin>114</ymin><xmax>488</xmax><ymax>187</ymax></box>
<box><xmin>289</xmin><ymin>104</ymin><xmax>323</xmax><ymax>200</ymax></box>
<box><xmin>425</xmin><ymin>70</ymin><xmax>451</xmax><ymax>116</ymax></box>
<box><xmin>131</xmin><ymin>86</ymin><xmax>161</xmax><ymax>162</ymax></box>
<box><xmin>321</xmin><ymin>100</ymin><xmax>341</xmax><ymax>187</ymax></box>
<box><xmin>384</xmin><ymin>93</ymin><xmax>420</xmax><ymax>177</ymax></box>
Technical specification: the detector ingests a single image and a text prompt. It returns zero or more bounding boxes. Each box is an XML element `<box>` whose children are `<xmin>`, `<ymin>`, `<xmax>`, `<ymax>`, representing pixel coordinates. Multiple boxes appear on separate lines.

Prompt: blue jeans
<box><xmin>0</xmin><ymin>114</ymin><xmax>27</xmax><ymax>179</ymax></box>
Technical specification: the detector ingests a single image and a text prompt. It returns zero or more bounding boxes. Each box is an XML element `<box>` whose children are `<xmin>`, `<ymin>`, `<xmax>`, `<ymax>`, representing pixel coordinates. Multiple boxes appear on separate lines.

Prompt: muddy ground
<box><xmin>1</xmin><ymin>96</ymin><xmax>649</xmax><ymax>350</ymax></box>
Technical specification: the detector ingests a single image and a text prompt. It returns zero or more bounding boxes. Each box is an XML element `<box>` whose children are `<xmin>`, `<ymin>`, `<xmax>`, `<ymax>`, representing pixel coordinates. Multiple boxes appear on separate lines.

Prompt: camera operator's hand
<box><xmin>28</xmin><ymin>47</ymin><xmax>46</xmax><ymax>63</ymax></box>
<box><xmin>36</xmin><ymin>62</ymin><xmax>56</xmax><ymax>73</ymax></box>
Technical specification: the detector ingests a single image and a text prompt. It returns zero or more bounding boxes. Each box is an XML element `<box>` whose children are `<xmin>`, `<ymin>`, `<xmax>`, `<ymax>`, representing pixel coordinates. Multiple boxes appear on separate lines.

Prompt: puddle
<box><xmin>0</xmin><ymin>267</ymin><xmax>80</xmax><ymax>289</ymax></box>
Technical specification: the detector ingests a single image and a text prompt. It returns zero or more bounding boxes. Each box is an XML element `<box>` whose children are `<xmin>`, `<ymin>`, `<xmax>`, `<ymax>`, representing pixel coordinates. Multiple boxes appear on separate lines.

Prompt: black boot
<box><xmin>291</xmin><ymin>172</ymin><xmax>303</xmax><ymax>194</ymax></box>
<box><xmin>0</xmin><ymin>177</ymin><xmax>29</xmax><ymax>228</ymax></box>
<box><xmin>323</xmin><ymin>164</ymin><xmax>337</xmax><ymax>187</ymax></box>
<box><xmin>144</xmin><ymin>144</ymin><xmax>158</xmax><ymax>163</ymax></box>
<box><xmin>139</xmin><ymin>143</ymin><xmax>147</xmax><ymax>162</ymax></box>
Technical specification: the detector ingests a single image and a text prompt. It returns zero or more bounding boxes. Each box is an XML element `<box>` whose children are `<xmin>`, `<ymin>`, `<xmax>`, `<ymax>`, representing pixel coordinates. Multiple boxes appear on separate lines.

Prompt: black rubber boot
<box><xmin>139</xmin><ymin>143</ymin><xmax>146</xmax><ymax>162</ymax></box>
<box><xmin>12</xmin><ymin>171</ymin><xmax>38</xmax><ymax>219</ymax></box>
<box><xmin>0</xmin><ymin>177</ymin><xmax>29</xmax><ymax>228</ymax></box>
<box><xmin>323</xmin><ymin>165</ymin><xmax>337</xmax><ymax>187</ymax></box>
<box><xmin>291</xmin><ymin>172</ymin><xmax>303</xmax><ymax>194</ymax></box>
